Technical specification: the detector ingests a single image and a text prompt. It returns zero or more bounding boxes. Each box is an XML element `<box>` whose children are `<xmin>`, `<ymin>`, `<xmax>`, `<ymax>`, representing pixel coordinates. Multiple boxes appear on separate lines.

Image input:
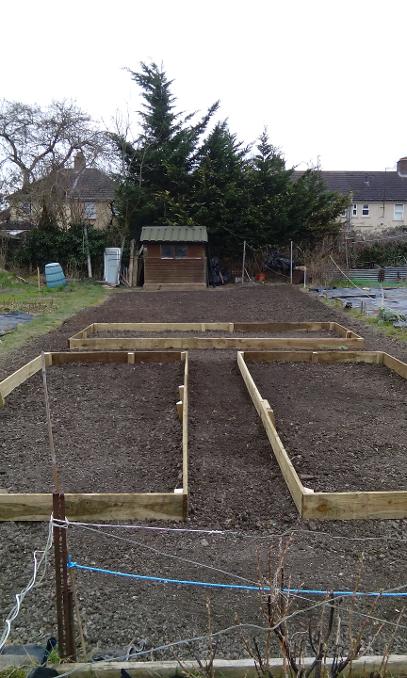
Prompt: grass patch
<box><xmin>330</xmin><ymin>277</ymin><xmax>407</xmax><ymax>288</ymax></box>
<box><xmin>0</xmin><ymin>669</ymin><xmax>29</xmax><ymax>678</ymax></box>
<box><xmin>320</xmin><ymin>295</ymin><xmax>407</xmax><ymax>344</ymax></box>
<box><xmin>0</xmin><ymin>276</ymin><xmax>110</xmax><ymax>354</ymax></box>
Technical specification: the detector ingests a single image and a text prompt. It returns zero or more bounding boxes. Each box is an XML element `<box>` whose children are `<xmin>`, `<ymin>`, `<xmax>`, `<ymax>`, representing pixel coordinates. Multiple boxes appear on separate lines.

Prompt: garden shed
<box><xmin>140</xmin><ymin>225</ymin><xmax>208</xmax><ymax>290</ymax></box>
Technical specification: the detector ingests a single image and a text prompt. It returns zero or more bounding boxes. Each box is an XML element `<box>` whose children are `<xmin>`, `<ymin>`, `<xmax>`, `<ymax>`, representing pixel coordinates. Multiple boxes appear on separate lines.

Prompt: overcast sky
<box><xmin>1</xmin><ymin>0</ymin><xmax>405</xmax><ymax>171</ymax></box>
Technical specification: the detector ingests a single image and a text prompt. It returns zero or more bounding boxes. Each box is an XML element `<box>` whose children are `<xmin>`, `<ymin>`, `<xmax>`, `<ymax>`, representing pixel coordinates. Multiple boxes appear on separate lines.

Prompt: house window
<box><xmin>20</xmin><ymin>201</ymin><xmax>31</xmax><ymax>215</ymax></box>
<box><xmin>394</xmin><ymin>203</ymin><xmax>404</xmax><ymax>220</ymax></box>
<box><xmin>352</xmin><ymin>203</ymin><xmax>357</xmax><ymax>216</ymax></box>
<box><xmin>340</xmin><ymin>208</ymin><xmax>347</xmax><ymax>218</ymax></box>
<box><xmin>84</xmin><ymin>201</ymin><xmax>96</xmax><ymax>219</ymax></box>
<box><xmin>160</xmin><ymin>244</ymin><xmax>188</xmax><ymax>258</ymax></box>
<box><xmin>362</xmin><ymin>204</ymin><xmax>369</xmax><ymax>216</ymax></box>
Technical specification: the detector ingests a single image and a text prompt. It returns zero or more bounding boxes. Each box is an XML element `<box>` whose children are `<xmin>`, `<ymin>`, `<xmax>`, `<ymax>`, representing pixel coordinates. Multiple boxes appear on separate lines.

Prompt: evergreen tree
<box><xmin>114</xmin><ymin>62</ymin><xmax>218</xmax><ymax>238</ymax></box>
<box><xmin>245</xmin><ymin>129</ymin><xmax>293</xmax><ymax>246</ymax></box>
<box><xmin>113</xmin><ymin>61</ymin><xmax>348</xmax><ymax>255</ymax></box>
<box><xmin>190</xmin><ymin>121</ymin><xmax>249</xmax><ymax>256</ymax></box>
<box><xmin>288</xmin><ymin>169</ymin><xmax>348</xmax><ymax>245</ymax></box>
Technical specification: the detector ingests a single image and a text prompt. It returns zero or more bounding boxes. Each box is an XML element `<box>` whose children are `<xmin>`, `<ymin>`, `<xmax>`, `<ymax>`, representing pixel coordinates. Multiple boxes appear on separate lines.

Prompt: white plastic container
<box><xmin>103</xmin><ymin>247</ymin><xmax>121</xmax><ymax>286</ymax></box>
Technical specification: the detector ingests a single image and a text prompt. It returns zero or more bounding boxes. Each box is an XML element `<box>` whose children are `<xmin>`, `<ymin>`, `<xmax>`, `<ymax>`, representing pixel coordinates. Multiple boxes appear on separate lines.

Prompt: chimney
<box><xmin>397</xmin><ymin>157</ymin><xmax>407</xmax><ymax>177</ymax></box>
<box><xmin>74</xmin><ymin>151</ymin><xmax>86</xmax><ymax>171</ymax></box>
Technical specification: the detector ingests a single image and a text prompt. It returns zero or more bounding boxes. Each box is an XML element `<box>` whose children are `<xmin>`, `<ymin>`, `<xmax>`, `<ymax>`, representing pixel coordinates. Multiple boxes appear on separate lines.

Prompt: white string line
<box><xmin>68</xmin><ymin>523</ymin><xmax>257</xmax><ymax>585</ymax></box>
<box><xmin>0</xmin><ymin>517</ymin><xmax>53</xmax><ymax>652</ymax></box>
<box><xmin>329</xmin><ymin>255</ymin><xmax>378</xmax><ymax>297</ymax></box>
<box><xmin>56</xmin><ymin>519</ymin><xmax>407</xmax><ymax>544</ymax></box>
<box><xmin>67</xmin><ymin>523</ymin><xmax>407</xmax><ymax>605</ymax></box>
<box><xmin>284</xmin><ymin>588</ymin><xmax>407</xmax><ymax>632</ymax></box>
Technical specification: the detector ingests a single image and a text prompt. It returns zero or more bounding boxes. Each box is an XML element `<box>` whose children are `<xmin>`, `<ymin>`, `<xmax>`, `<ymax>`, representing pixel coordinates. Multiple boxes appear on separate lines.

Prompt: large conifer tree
<box><xmin>114</xmin><ymin>62</ymin><xmax>348</xmax><ymax>254</ymax></box>
<box><xmin>114</xmin><ymin>62</ymin><xmax>218</xmax><ymax>237</ymax></box>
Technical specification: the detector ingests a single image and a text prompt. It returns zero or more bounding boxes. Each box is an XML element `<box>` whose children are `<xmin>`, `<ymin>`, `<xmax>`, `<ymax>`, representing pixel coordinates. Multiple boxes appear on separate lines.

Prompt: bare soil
<box><xmin>0</xmin><ymin>363</ymin><xmax>183</xmax><ymax>493</ymax></box>
<box><xmin>0</xmin><ymin>285</ymin><xmax>406</xmax><ymax>656</ymax></box>
<box><xmin>250</xmin><ymin>361</ymin><xmax>407</xmax><ymax>491</ymax></box>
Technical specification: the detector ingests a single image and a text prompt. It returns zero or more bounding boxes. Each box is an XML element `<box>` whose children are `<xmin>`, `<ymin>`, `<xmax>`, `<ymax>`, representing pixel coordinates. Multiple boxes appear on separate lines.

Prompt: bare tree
<box><xmin>0</xmin><ymin>99</ymin><xmax>107</xmax><ymax>195</ymax></box>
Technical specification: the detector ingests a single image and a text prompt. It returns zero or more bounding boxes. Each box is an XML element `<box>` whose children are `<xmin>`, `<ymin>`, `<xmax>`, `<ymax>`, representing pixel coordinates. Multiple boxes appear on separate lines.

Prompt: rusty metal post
<box><xmin>53</xmin><ymin>492</ymin><xmax>76</xmax><ymax>661</ymax></box>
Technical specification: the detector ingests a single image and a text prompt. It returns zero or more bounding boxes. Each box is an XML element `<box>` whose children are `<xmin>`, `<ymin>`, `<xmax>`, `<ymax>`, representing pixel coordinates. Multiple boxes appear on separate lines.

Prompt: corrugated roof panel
<box><xmin>140</xmin><ymin>225</ymin><xmax>208</xmax><ymax>242</ymax></box>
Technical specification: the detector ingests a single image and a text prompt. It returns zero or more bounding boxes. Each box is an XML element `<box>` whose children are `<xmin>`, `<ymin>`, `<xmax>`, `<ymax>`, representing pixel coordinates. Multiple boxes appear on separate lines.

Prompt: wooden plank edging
<box><xmin>67</xmin><ymin>321</ymin><xmax>364</xmax><ymax>351</ymax></box>
<box><xmin>237</xmin><ymin>352</ymin><xmax>304</xmax><ymax>512</ymax></box>
<box><xmin>0</xmin><ymin>493</ymin><xmax>185</xmax><ymax>522</ymax></box>
<box><xmin>68</xmin><ymin>337</ymin><xmax>364</xmax><ymax>350</ymax></box>
<box><xmin>28</xmin><ymin>655</ymin><xmax>407</xmax><ymax>678</ymax></box>
<box><xmin>0</xmin><ymin>350</ymin><xmax>189</xmax><ymax>522</ymax></box>
<box><xmin>182</xmin><ymin>351</ymin><xmax>189</xmax><ymax>503</ymax></box>
<box><xmin>238</xmin><ymin>350</ymin><xmax>407</xmax><ymax>521</ymax></box>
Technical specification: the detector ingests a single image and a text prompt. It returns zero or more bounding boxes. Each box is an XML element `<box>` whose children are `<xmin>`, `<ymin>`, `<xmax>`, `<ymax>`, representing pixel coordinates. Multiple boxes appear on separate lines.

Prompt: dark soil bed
<box><xmin>249</xmin><ymin>361</ymin><xmax>407</xmax><ymax>492</ymax></box>
<box><xmin>0</xmin><ymin>362</ymin><xmax>183</xmax><ymax>493</ymax></box>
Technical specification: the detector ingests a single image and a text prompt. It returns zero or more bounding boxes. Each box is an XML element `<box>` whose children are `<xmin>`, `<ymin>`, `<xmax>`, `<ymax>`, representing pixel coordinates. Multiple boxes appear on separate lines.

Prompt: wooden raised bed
<box><xmin>238</xmin><ymin>349</ymin><xmax>407</xmax><ymax>520</ymax></box>
<box><xmin>68</xmin><ymin>321</ymin><xmax>364</xmax><ymax>350</ymax></box>
<box><xmin>0</xmin><ymin>351</ymin><xmax>189</xmax><ymax>522</ymax></box>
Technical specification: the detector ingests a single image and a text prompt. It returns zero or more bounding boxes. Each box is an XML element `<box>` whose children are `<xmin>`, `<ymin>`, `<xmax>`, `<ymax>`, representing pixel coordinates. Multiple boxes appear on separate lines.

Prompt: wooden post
<box><xmin>83</xmin><ymin>225</ymin><xmax>93</xmax><ymax>279</ymax></box>
<box><xmin>290</xmin><ymin>240</ymin><xmax>293</xmax><ymax>284</ymax></box>
<box><xmin>37</xmin><ymin>267</ymin><xmax>41</xmax><ymax>290</ymax></box>
<box><xmin>241</xmin><ymin>240</ymin><xmax>246</xmax><ymax>284</ymax></box>
<box><xmin>53</xmin><ymin>492</ymin><xmax>76</xmax><ymax>661</ymax></box>
<box><xmin>128</xmin><ymin>239</ymin><xmax>135</xmax><ymax>287</ymax></box>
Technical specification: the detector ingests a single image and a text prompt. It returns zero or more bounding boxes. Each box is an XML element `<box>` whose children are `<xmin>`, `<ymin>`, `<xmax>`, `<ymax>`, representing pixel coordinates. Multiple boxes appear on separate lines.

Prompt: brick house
<box><xmin>2</xmin><ymin>152</ymin><xmax>117</xmax><ymax>232</ymax></box>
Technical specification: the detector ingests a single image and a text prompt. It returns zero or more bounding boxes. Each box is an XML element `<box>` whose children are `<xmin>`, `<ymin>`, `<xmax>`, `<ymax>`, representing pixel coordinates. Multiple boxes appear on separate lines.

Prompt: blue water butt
<box><xmin>44</xmin><ymin>262</ymin><xmax>66</xmax><ymax>288</ymax></box>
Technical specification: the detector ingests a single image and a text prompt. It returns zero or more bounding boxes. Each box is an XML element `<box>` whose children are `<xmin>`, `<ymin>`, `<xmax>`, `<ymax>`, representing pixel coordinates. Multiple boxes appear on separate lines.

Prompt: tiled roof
<box><xmin>294</xmin><ymin>171</ymin><xmax>407</xmax><ymax>201</ymax></box>
<box><xmin>141</xmin><ymin>226</ymin><xmax>208</xmax><ymax>242</ymax></box>
<box><xmin>10</xmin><ymin>167</ymin><xmax>117</xmax><ymax>203</ymax></box>
<box><xmin>62</xmin><ymin>167</ymin><xmax>116</xmax><ymax>201</ymax></box>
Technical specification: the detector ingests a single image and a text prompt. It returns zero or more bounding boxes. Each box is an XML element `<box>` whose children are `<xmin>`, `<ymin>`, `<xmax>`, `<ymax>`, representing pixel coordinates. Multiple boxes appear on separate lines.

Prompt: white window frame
<box><xmin>394</xmin><ymin>203</ymin><xmax>404</xmax><ymax>221</ymax></box>
<box><xmin>362</xmin><ymin>204</ymin><xmax>369</xmax><ymax>217</ymax></box>
<box><xmin>352</xmin><ymin>203</ymin><xmax>357</xmax><ymax>217</ymax></box>
<box><xmin>83</xmin><ymin>201</ymin><xmax>97</xmax><ymax>220</ymax></box>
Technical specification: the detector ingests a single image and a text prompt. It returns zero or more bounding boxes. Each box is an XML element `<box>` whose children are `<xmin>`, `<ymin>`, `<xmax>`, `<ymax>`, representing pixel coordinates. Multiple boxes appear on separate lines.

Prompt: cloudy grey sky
<box><xmin>1</xmin><ymin>0</ymin><xmax>405</xmax><ymax>170</ymax></box>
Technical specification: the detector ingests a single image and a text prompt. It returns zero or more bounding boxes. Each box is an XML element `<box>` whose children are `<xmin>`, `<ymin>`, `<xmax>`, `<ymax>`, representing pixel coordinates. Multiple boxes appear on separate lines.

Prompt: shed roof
<box><xmin>141</xmin><ymin>225</ymin><xmax>208</xmax><ymax>242</ymax></box>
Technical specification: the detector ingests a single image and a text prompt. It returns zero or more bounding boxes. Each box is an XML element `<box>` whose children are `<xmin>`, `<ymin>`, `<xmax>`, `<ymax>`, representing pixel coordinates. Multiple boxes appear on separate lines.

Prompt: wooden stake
<box><xmin>128</xmin><ymin>239</ymin><xmax>135</xmax><ymax>287</ymax></box>
<box><xmin>41</xmin><ymin>353</ymin><xmax>61</xmax><ymax>493</ymax></box>
<box><xmin>37</xmin><ymin>267</ymin><xmax>41</xmax><ymax>290</ymax></box>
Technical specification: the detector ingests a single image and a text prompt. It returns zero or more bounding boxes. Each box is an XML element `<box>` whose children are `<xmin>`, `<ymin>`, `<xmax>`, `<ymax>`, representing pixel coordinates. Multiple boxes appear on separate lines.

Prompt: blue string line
<box><xmin>67</xmin><ymin>560</ymin><xmax>407</xmax><ymax>598</ymax></box>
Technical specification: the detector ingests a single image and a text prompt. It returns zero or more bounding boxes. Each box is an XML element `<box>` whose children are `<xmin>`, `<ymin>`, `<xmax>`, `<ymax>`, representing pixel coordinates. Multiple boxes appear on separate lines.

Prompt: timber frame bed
<box><xmin>238</xmin><ymin>349</ymin><xmax>407</xmax><ymax>520</ymax></box>
<box><xmin>0</xmin><ymin>350</ymin><xmax>189</xmax><ymax>522</ymax></box>
<box><xmin>68</xmin><ymin>321</ymin><xmax>364</xmax><ymax>351</ymax></box>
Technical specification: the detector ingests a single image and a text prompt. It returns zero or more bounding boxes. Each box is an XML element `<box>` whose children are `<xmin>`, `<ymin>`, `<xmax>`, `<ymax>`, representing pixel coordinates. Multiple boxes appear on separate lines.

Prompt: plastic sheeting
<box><xmin>0</xmin><ymin>311</ymin><xmax>32</xmax><ymax>336</ymax></box>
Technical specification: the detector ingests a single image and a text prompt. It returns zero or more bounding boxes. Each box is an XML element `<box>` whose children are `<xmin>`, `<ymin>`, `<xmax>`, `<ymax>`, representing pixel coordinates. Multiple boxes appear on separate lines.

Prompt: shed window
<box><xmin>394</xmin><ymin>203</ymin><xmax>404</xmax><ymax>220</ymax></box>
<box><xmin>175</xmin><ymin>245</ymin><xmax>187</xmax><ymax>258</ymax></box>
<box><xmin>160</xmin><ymin>244</ymin><xmax>188</xmax><ymax>258</ymax></box>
